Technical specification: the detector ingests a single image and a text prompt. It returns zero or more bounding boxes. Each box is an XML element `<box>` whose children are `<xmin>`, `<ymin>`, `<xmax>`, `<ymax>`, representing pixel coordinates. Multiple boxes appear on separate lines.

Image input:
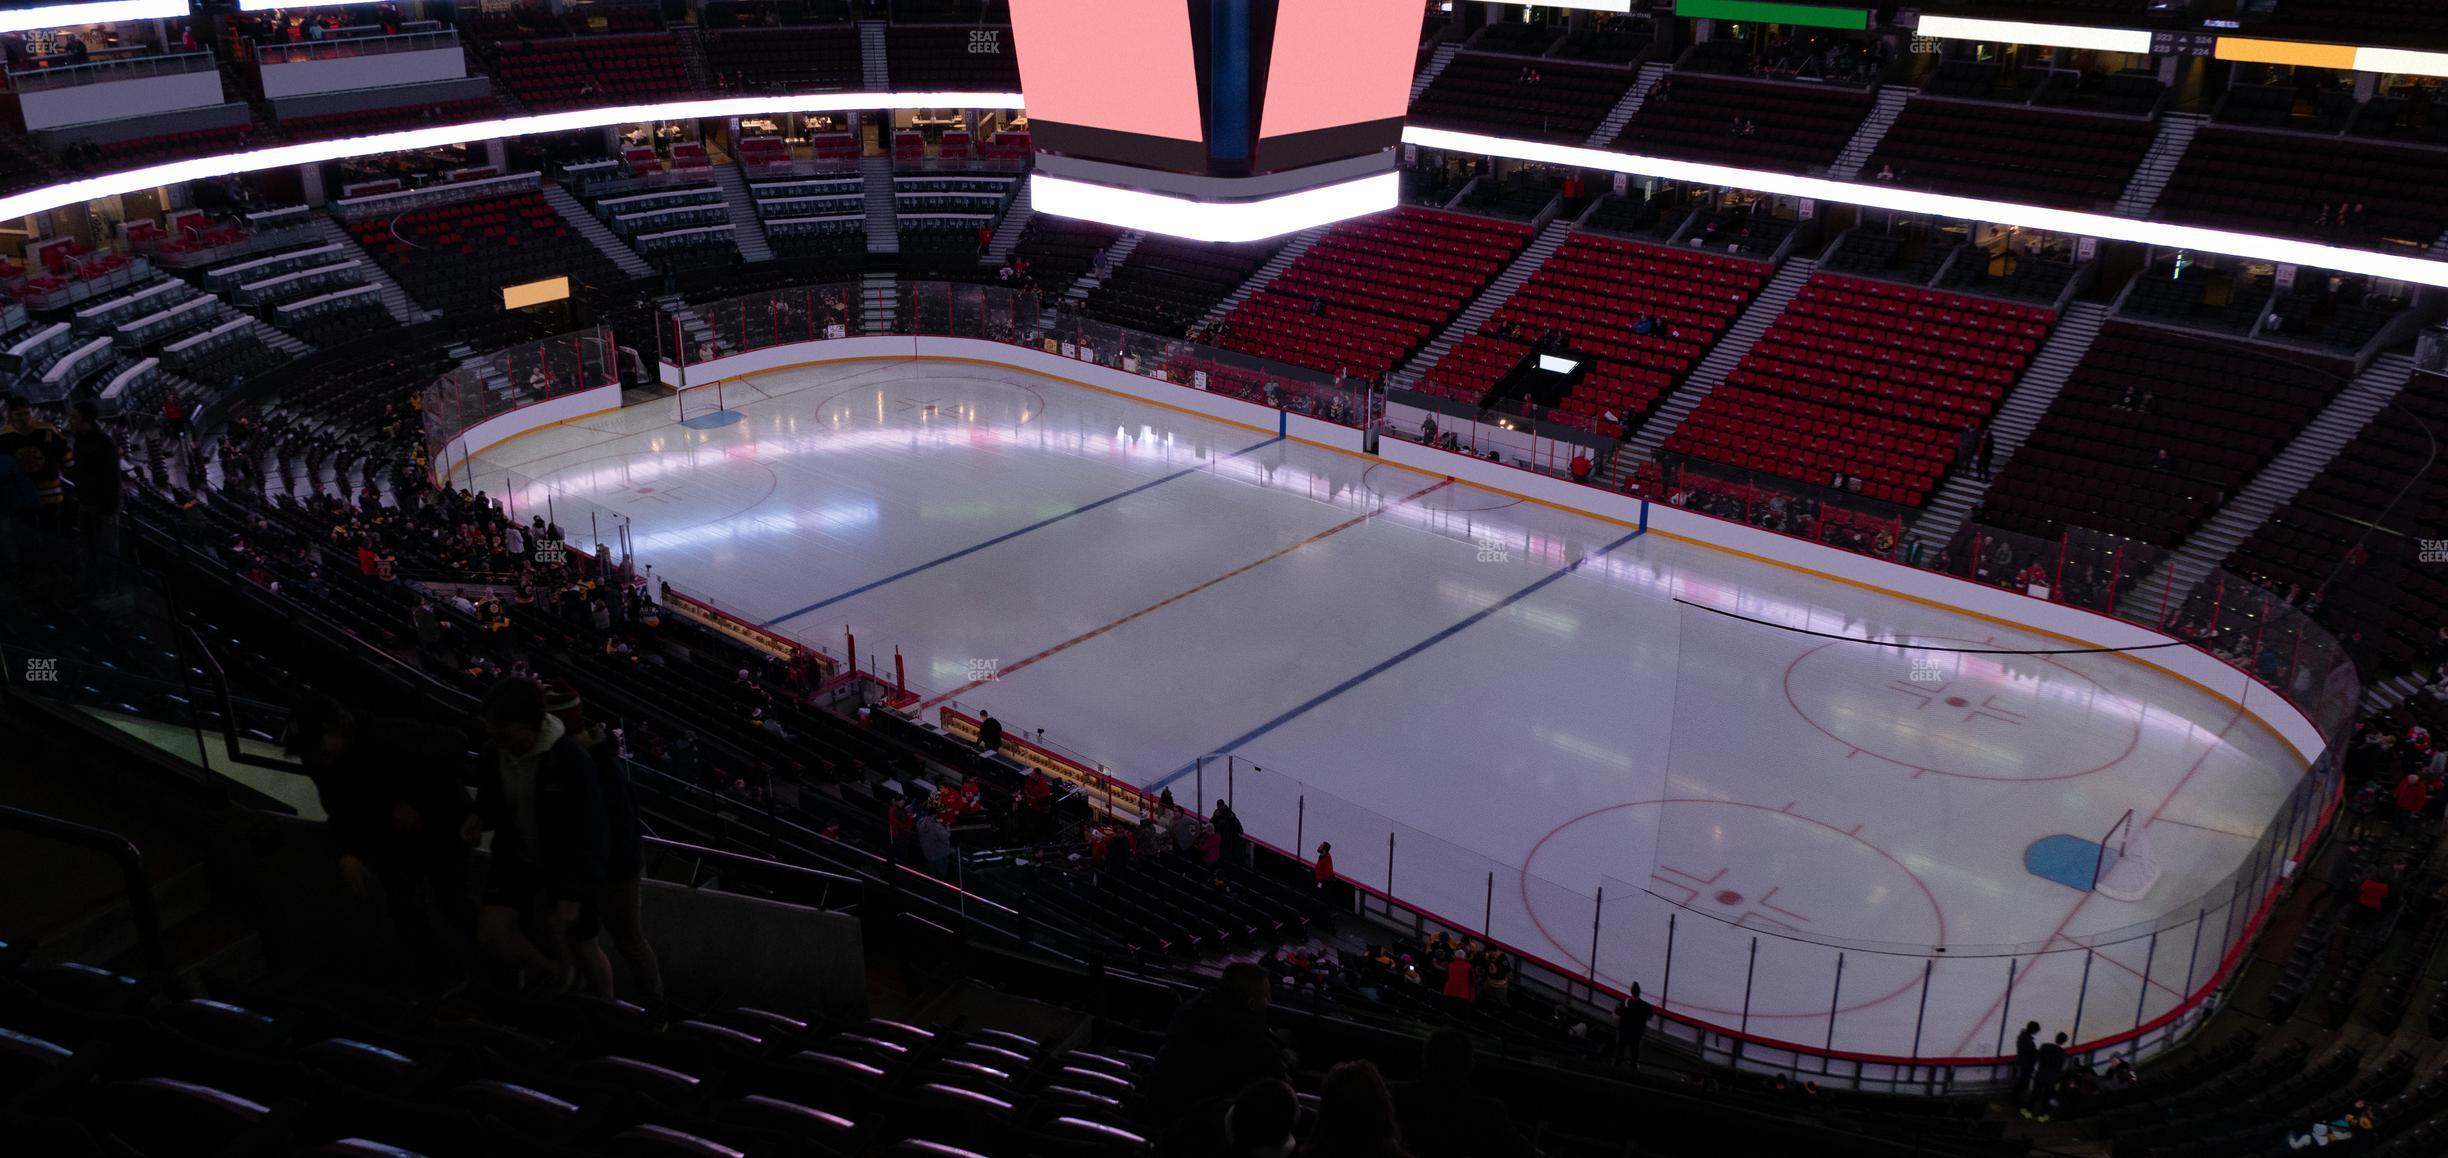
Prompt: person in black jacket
<box><xmin>287</xmin><ymin>693</ymin><xmax>476</xmax><ymax>989</ymax></box>
<box><xmin>1154</xmin><ymin>963</ymin><xmax>1286</xmax><ymax>1114</ymax></box>
<box><xmin>1212</xmin><ymin>799</ymin><xmax>1246</xmax><ymax>863</ymax></box>
<box><xmin>472</xmin><ymin>677</ymin><xmax>607</xmax><ymax>994</ymax></box>
<box><xmin>1391</xmin><ymin>1029</ymin><xmax>1533</xmax><ymax>1158</ymax></box>
<box><xmin>547</xmin><ymin>685</ymin><xmax>660</xmax><ymax>1003</ymax></box>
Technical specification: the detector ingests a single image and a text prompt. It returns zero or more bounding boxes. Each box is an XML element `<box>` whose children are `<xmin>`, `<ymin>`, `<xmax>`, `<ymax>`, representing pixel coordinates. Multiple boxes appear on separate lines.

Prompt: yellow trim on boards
<box><xmin>508</xmin><ymin>348</ymin><xmax>2321</xmax><ymax>758</ymax></box>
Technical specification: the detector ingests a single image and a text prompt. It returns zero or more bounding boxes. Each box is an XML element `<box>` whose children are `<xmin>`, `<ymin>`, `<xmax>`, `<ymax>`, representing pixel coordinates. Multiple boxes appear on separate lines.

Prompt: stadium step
<box><xmin>709</xmin><ymin>162</ymin><xmax>776</xmax><ymax>264</ymax></box>
<box><xmin>1390</xmin><ymin>212</ymin><xmax>1579</xmax><ymax>391</ymax></box>
<box><xmin>860</xmin><ymin>271</ymin><xmax>896</xmax><ymax>334</ymax></box>
<box><xmin>1065</xmin><ymin>232</ymin><xmax>1143</xmax><ymax>300</ymax></box>
<box><xmin>308</xmin><ymin>215</ymin><xmax>433</xmax><ymax>325</ymax></box>
<box><xmin>1411</xmin><ymin>42</ymin><xmax>1460</xmax><ymax>104</ymax></box>
<box><xmin>541</xmin><ymin>183</ymin><xmax>657</xmax><ymax>280</ymax></box>
<box><xmin>860</xmin><ymin>21</ymin><xmax>890</xmax><ymax>91</ymax></box>
<box><xmin>2115</xmin><ymin>112</ymin><xmax>2206</xmax><ymax>218</ymax></box>
<box><xmin>1618</xmin><ymin>257</ymin><xmax>1819</xmax><ymax>465</ymax></box>
<box><xmin>653</xmin><ymin>292</ymin><xmax>713</xmax><ymax>353</ymax></box>
<box><xmin>2123</xmin><ymin>348</ymin><xmax>2420</xmax><ymax>619</ymax></box>
<box><xmin>1587</xmin><ymin>61</ymin><xmax>1672</xmax><ymax>148</ymax></box>
<box><xmin>979</xmin><ymin>177</ymin><xmax>1033</xmax><ymax>265</ymax></box>
<box><xmin>1909</xmin><ymin>300</ymin><xmax>2111</xmax><ymax>550</ymax></box>
<box><xmin>1828</xmin><ymin>85</ymin><xmax>1913</xmax><ymax>182</ymax></box>
<box><xmin>1201</xmin><ymin>225</ymin><xmax>1329</xmax><ymax>329</ymax></box>
<box><xmin>244</xmin><ymin>315</ymin><xmax>314</xmax><ymax>360</ymax></box>
<box><xmin>861</xmin><ymin>156</ymin><xmax>901</xmax><ymax>254</ymax></box>
<box><xmin>672</xmin><ymin>26</ymin><xmax>714</xmax><ymax>97</ymax></box>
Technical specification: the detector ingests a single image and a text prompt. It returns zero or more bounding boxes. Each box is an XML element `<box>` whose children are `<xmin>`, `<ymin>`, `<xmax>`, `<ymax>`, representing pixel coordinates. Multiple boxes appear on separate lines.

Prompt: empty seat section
<box><xmin>1863</xmin><ymin>100</ymin><xmax>2154</xmax><ymax>208</ymax></box>
<box><xmin>2154</xmin><ymin>127</ymin><xmax>2448</xmax><ymax>250</ymax></box>
<box><xmin>1082</xmin><ymin>237</ymin><xmax>1280</xmax><ymax>336</ymax></box>
<box><xmin>1213</xmin><ymin>206</ymin><xmax>1535</xmax><ymax>377</ymax></box>
<box><xmin>1414</xmin><ymin>234</ymin><xmax>1768</xmax><ymax>435</ymax></box>
<box><xmin>1665</xmin><ymin>274</ymin><xmax>2057</xmax><ymax>506</ymax></box>
<box><xmin>487</xmin><ymin>33</ymin><xmax>691</xmax><ymax>111</ymax></box>
<box><xmin>1980</xmin><ymin>323</ymin><xmax>2343</xmax><ymax>545</ymax></box>
<box><xmin>702</xmin><ymin>26</ymin><xmax>863</xmax><ymax>91</ymax></box>
<box><xmin>1614</xmin><ymin>75</ymin><xmax>1873</xmax><ymax>174</ymax></box>
<box><xmin>2224</xmin><ymin>368</ymin><xmax>2444</xmax><ymax>672</ymax></box>
<box><xmin>345</xmin><ymin>189</ymin><xmax>622</xmax><ymax>316</ymax></box>
<box><xmin>1409</xmin><ymin>55</ymin><xmax>1634</xmax><ymax>143</ymax></box>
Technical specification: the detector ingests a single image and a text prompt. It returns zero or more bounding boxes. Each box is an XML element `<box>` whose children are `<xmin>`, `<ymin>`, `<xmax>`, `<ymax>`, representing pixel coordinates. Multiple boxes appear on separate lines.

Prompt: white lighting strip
<box><xmin>2354</xmin><ymin>46</ymin><xmax>2448</xmax><ymax>79</ymax></box>
<box><xmin>1029</xmin><ymin>169</ymin><xmax>1398</xmax><ymax>243</ymax></box>
<box><xmin>0</xmin><ymin>92</ymin><xmax>1025</xmax><ymax>226</ymax></box>
<box><xmin>7</xmin><ymin>90</ymin><xmax>2446</xmax><ymax>288</ymax></box>
<box><xmin>1912</xmin><ymin>15</ymin><xmax>2154</xmax><ymax>54</ymax></box>
<box><xmin>1402</xmin><ymin>124</ymin><xmax>2448</xmax><ymax>289</ymax></box>
<box><xmin>0</xmin><ymin>0</ymin><xmax>189</xmax><ymax>33</ymax></box>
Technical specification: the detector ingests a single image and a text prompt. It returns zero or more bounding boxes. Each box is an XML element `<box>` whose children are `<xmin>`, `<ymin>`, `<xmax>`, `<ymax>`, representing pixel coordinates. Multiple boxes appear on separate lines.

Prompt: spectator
<box><xmin>285</xmin><ymin>694</ymin><xmax>475</xmax><ymax>992</ymax></box>
<box><xmin>2396</xmin><ymin>771</ymin><xmax>2430</xmax><ymax>829</ymax></box>
<box><xmin>550</xmin><ymin>686</ymin><xmax>660</xmax><ymax>1004</ymax></box>
<box><xmin>1314</xmin><ymin>841</ymin><xmax>1336</xmax><ymax>899</ymax></box>
<box><xmin>1156</xmin><ymin>963</ymin><xmax>1286</xmax><ymax>1111</ymax></box>
<box><xmin>2022</xmin><ymin>1031</ymin><xmax>2067</xmax><ymax>1120</ymax></box>
<box><xmin>1480</xmin><ymin>949</ymin><xmax>1512</xmax><ymax>1008</ymax></box>
<box><xmin>976</xmin><ymin>709</ymin><xmax>1002</xmax><ymax>754</ymax></box>
<box><xmin>1212</xmin><ymin>798</ymin><xmax>1245</xmax><ymax>859</ymax></box>
<box><xmin>2011</xmin><ymin>1021</ymin><xmax>2040</xmax><ymax>1106</ymax></box>
<box><xmin>471</xmin><ymin>677</ymin><xmax>608</xmax><ymax>996</ymax></box>
<box><xmin>915</xmin><ymin>807</ymin><xmax>953</xmax><ymax>878</ymax></box>
<box><xmin>1306</xmin><ymin>1060</ymin><xmax>1411</xmax><ymax>1158</ymax></box>
<box><xmin>1569</xmin><ymin>451</ymin><xmax>1593</xmax><ymax>483</ymax></box>
<box><xmin>1392</xmin><ymin>1029</ymin><xmax>1533</xmax><ymax>1158</ymax></box>
<box><xmin>1975</xmin><ymin>428</ymin><xmax>1995</xmax><ymax>480</ymax></box>
<box><xmin>66</xmin><ymin>401</ymin><xmax>120</xmax><ymax>587</ymax></box>
<box><xmin>1440</xmin><ymin>944</ymin><xmax>1475</xmax><ymax>1006</ymax></box>
<box><xmin>1615</xmin><ymin>982</ymin><xmax>1654</xmax><ymax>1068</ymax></box>
<box><xmin>1223</xmin><ymin>1078</ymin><xmax>1299</xmax><ymax>1158</ymax></box>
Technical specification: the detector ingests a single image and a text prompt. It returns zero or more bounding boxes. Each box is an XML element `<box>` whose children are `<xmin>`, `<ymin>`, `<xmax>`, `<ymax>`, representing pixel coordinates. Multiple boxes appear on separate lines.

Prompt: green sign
<box><xmin>1674</xmin><ymin>0</ymin><xmax>1871</xmax><ymax>32</ymax></box>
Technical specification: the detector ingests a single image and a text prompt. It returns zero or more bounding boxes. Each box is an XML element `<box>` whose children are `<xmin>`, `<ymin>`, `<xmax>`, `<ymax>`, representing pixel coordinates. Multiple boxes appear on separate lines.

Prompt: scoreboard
<box><xmin>1010</xmin><ymin>0</ymin><xmax>1416</xmax><ymax>240</ymax></box>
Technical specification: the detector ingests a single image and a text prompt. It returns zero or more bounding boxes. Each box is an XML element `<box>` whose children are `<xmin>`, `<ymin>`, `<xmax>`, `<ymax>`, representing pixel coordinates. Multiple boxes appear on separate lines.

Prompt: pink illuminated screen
<box><xmin>1008</xmin><ymin>0</ymin><xmax>1205</xmax><ymax>142</ymax></box>
<box><xmin>1259</xmin><ymin>0</ymin><xmax>1421</xmax><ymax>139</ymax></box>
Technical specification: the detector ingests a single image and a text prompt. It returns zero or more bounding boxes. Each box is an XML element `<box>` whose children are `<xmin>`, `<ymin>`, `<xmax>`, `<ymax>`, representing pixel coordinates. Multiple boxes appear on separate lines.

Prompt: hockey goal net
<box><xmin>2092</xmin><ymin>809</ymin><xmax>2164</xmax><ymax>902</ymax></box>
<box><xmin>675</xmin><ymin>377</ymin><xmax>731</xmax><ymax>426</ymax></box>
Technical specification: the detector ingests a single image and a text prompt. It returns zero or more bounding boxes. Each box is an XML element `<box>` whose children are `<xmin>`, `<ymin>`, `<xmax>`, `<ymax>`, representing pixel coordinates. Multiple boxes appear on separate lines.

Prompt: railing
<box><xmin>254</xmin><ymin>28</ymin><xmax>461</xmax><ymax>67</ymax></box>
<box><xmin>1639</xmin><ymin>455</ymin><xmax>1911</xmax><ymax>562</ymax></box>
<box><xmin>0</xmin><ymin>807</ymin><xmax>176</xmax><ymax>984</ymax></box>
<box><xmin>333</xmin><ymin>171</ymin><xmax>541</xmax><ymax>223</ymax></box>
<box><xmin>7</xmin><ymin>51</ymin><xmax>215</xmax><ymax>93</ymax></box>
<box><xmin>643</xmin><ymin>284</ymin><xmax>2356</xmax><ymax>1091</ymax></box>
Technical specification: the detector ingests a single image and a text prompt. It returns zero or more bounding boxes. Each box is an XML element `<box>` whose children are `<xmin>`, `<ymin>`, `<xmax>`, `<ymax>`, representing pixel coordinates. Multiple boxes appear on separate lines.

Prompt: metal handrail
<box><xmin>0</xmin><ymin>805</ymin><xmax>175</xmax><ymax>984</ymax></box>
<box><xmin>7</xmin><ymin>51</ymin><xmax>216</xmax><ymax>92</ymax></box>
<box><xmin>253</xmin><ymin>28</ymin><xmax>461</xmax><ymax>67</ymax></box>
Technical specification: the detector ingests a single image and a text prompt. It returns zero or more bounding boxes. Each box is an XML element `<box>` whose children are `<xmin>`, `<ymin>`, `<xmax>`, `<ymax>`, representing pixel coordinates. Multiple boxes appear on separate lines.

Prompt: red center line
<box><xmin>1941</xmin><ymin>704</ymin><xmax>2247</xmax><ymax>1056</ymax></box>
<box><xmin>915</xmin><ymin>478</ymin><xmax>1457</xmax><ymax>710</ymax></box>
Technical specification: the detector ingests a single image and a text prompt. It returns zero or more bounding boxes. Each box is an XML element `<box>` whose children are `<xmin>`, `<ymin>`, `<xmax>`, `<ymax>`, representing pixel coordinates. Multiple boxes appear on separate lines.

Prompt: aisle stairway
<box><xmin>2122</xmin><ymin>348</ymin><xmax>2419</xmax><ymax>618</ymax></box>
<box><xmin>1063</xmin><ymin>231</ymin><xmax>1142</xmax><ymax>301</ymax></box>
<box><xmin>1389</xmin><ymin>215</ymin><xmax>1577</xmax><ymax>390</ymax></box>
<box><xmin>1828</xmin><ymin>87</ymin><xmax>1912</xmax><ymax>181</ymax></box>
<box><xmin>541</xmin><ymin>184</ymin><xmax>655</xmax><ymax>279</ymax></box>
<box><xmin>309</xmin><ymin>215</ymin><xmax>431</xmax><ymax>324</ymax></box>
<box><xmin>859</xmin><ymin>21</ymin><xmax>890</xmax><ymax>90</ymax></box>
<box><xmin>673</xmin><ymin>26</ymin><xmax>713</xmax><ymax>96</ymax></box>
<box><xmin>1613</xmin><ymin>257</ymin><xmax>1817</xmax><ymax>468</ymax></box>
<box><xmin>1411</xmin><ymin>43</ymin><xmax>1460</xmax><ymax>103</ymax></box>
<box><xmin>861</xmin><ymin>271</ymin><xmax>896</xmax><ymax>334</ymax></box>
<box><xmin>2115</xmin><ymin>113</ymin><xmax>2206</xmax><ymax>218</ymax></box>
<box><xmin>710</xmin><ymin>163</ymin><xmax>776</xmax><ymax>263</ymax></box>
<box><xmin>980</xmin><ymin>178</ymin><xmax>1033</xmax><ymax>265</ymax></box>
<box><xmin>861</xmin><ymin>155</ymin><xmax>900</xmax><ymax>255</ymax></box>
<box><xmin>1198</xmin><ymin>226</ymin><xmax>1328</xmax><ymax>328</ymax></box>
<box><xmin>1587</xmin><ymin>61</ymin><xmax>1672</xmax><ymax>148</ymax></box>
<box><xmin>1909</xmin><ymin>301</ymin><xmax>2110</xmax><ymax>549</ymax></box>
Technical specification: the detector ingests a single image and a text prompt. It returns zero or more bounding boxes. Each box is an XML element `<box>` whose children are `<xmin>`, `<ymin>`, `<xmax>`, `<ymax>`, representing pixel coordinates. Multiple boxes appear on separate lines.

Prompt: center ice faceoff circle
<box><xmin>1781</xmin><ymin>639</ymin><xmax>2143</xmax><ymax>781</ymax></box>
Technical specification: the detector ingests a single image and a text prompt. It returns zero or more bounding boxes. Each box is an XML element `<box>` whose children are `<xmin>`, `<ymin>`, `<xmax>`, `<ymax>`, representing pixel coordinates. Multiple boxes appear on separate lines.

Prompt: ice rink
<box><xmin>472</xmin><ymin>358</ymin><xmax>2312</xmax><ymax>1061</ymax></box>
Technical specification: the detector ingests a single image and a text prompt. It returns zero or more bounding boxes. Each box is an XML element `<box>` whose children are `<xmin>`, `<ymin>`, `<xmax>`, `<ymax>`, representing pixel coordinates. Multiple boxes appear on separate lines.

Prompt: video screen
<box><xmin>1257</xmin><ymin>0</ymin><xmax>1420</xmax><ymax>165</ymax></box>
<box><xmin>1009</xmin><ymin>0</ymin><xmax>1206</xmax><ymax>168</ymax></box>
